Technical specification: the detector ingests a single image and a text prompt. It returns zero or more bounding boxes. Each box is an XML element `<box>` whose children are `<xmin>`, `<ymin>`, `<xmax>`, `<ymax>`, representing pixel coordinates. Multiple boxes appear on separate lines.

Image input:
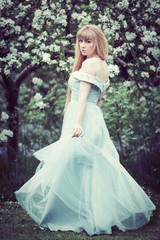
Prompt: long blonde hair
<box><xmin>64</xmin><ymin>25</ymin><xmax>108</xmax><ymax>112</ymax></box>
<box><xmin>72</xmin><ymin>24</ymin><xmax>108</xmax><ymax>72</ymax></box>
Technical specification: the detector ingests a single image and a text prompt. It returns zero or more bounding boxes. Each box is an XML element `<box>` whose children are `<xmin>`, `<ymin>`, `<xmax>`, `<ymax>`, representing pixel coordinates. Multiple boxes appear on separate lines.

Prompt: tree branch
<box><xmin>15</xmin><ymin>64</ymin><xmax>40</xmax><ymax>88</ymax></box>
<box><xmin>114</xmin><ymin>57</ymin><xmax>160</xmax><ymax>104</ymax></box>
<box><xmin>115</xmin><ymin>57</ymin><xmax>128</xmax><ymax>67</ymax></box>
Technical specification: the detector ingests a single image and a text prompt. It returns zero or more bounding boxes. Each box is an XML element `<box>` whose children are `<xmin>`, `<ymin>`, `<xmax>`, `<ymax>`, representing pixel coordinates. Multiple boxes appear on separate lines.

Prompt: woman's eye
<box><xmin>79</xmin><ymin>39</ymin><xmax>83</xmax><ymax>43</ymax></box>
<box><xmin>87</xmin><ymin>40</ymin><xmax>91</xmax><ymax>43</ymax></box>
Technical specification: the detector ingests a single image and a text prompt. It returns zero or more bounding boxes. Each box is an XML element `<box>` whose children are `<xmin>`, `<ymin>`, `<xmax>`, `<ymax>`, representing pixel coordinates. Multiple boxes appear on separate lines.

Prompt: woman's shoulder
<box><xmin>80</xmin><ymin>58</ymin><xmax>109</xmax><ymax>83</ymax></box>
<box><xmin>80</xmin><ymin>58</ymin><xmax>98</xmax><ymax>75</ymax></box>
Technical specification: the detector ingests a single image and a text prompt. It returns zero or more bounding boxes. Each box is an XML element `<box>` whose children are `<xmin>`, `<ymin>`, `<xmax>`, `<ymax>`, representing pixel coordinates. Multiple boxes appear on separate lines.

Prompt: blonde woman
<box><xmin>15</xmin><ymin>25</ymin><xmax>155</xmax><ymax>236</ymax></box>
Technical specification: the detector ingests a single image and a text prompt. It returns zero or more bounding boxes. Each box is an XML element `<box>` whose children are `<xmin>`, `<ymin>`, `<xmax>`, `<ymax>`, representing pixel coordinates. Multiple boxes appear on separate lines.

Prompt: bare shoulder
<box><xmin>80</xmin><ymin>57</ymin><xmax>109</xmax><ymax>82</ymax></box>
<box><xmin>80</xmin><ymin>58</ymin><xmax>97</xmax><ymax>76</ymax></box>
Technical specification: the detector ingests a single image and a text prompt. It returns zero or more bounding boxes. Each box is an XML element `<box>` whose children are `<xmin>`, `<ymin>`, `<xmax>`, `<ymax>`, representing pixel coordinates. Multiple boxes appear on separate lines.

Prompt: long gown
<box><xmin>15</xmin><ymin>71</ymin><xmax>156</xmax><ymax>236</ymax></box>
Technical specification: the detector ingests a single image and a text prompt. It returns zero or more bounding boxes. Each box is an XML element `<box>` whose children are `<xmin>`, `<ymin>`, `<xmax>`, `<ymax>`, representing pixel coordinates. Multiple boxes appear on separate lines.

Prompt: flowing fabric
<box><xmin>15</xmin><ymin>71</ymin><xmax>156</xmax><ymax>236</ymax></box>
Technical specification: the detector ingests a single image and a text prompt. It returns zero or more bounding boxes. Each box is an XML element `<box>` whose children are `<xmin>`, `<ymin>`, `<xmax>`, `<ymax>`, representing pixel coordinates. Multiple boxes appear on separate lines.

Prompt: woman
<box><xmin>15</xmin><ymin>25</ymin><xmax>156</xmax><ymax>236</ymax></box>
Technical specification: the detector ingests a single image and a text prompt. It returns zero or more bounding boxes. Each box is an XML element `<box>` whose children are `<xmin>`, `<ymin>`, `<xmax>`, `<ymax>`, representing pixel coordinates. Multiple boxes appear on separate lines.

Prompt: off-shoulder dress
<box><xmin>15</xmin><ymin>71</ymin><xmax>156</xmax><ymax>236</ymax></box>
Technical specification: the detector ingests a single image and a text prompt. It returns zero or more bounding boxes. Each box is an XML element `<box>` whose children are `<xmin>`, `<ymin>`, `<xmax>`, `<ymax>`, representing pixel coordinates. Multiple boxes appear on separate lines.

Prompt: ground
<box><xmin>0</xmin><ymin>189</ymin><xmax>160</xmax><ymax>240</ymax></box>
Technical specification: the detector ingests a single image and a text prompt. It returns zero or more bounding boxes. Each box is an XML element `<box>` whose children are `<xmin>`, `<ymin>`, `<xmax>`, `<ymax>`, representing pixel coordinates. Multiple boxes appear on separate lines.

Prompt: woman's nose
<box><xmin>81</xmin><ymin>41</ymin><xmax>85</xmax><ymax>47</ymax></box>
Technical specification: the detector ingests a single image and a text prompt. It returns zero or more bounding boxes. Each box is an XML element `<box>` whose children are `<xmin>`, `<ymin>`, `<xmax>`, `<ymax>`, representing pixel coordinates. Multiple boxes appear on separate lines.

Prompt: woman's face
<box><xmin>79</xmin><ymin>38</ymin><xmax>95</xmax><ymax>58</ymax></box>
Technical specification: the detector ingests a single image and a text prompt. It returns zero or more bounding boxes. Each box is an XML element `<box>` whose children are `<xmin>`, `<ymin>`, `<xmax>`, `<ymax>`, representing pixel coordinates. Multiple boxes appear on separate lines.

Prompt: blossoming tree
<box><xmin>0</xmin><ymin>0</ymin><xmax>159</xmax><ymax>175</ymax></box>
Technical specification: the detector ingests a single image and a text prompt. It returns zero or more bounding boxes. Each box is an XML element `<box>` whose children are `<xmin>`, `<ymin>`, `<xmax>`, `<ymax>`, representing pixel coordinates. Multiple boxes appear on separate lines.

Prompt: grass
<box><xmin>0</xmin><ymin>200</ymin><xmax>160</xmax><ymax>240</ymax></box>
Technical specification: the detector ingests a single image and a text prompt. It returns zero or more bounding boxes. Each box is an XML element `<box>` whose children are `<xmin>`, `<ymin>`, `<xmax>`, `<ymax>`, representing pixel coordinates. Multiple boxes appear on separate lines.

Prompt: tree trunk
<box><xmin>5</xmin><ymin>86</ymin><xmax>19</xmax><ymax>172</ymax></box>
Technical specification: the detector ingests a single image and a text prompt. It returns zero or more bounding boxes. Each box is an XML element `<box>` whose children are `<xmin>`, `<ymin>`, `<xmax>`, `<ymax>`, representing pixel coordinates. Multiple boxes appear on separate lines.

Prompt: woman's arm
<box><xmin>72</xmin><ymin>81</ymin><xmax>91</xmax><ymax>138</ymax></box>
<box><xmin>72</xmin><ymin>58</ymin><xmax>97</xmax><ymax>138</ymax></box>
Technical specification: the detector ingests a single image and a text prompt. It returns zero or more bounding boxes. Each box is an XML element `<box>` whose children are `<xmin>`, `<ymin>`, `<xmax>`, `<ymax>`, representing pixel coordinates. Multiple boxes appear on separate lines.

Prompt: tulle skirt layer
<box><xmin>15</xmin><ymin>101</ymin><xmax>155</xmax><ymax>236</ymax></box>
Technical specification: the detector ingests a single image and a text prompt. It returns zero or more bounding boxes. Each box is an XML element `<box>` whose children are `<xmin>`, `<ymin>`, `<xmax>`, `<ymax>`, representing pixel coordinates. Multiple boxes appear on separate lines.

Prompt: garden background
<box><xmin>0</xmin><ymin>0</ymin><xmax>160</xmax><ymax>239</ymax></box>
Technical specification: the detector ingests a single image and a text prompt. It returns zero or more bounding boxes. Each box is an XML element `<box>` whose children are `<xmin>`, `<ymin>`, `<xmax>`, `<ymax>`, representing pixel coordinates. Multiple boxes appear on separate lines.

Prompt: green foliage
<box><xmin>101</xmin><ymin>79</ymin><xmax>160</xmax><ymax>189</ymax></box>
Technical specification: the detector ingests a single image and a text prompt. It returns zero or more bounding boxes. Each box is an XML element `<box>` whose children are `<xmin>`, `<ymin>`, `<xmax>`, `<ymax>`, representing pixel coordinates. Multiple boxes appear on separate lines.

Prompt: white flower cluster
<box><xmin>123</xmin><ymin>20</ymin><xmax>128</xmax><ymax>29</ymax></box>
<box><xmin>156</xmin><ymin>18</ymin><xmax>160</xmax><ymax>25</ymax></box>
<box><xmin>36</xmin><ymin>101</ymin><xmax>46</xmax><ymax>109</ymax></box>
<box><xmin>1</xmin><ymin>112</ymin><xmax>9</xmax><ymax>121</ymax></box>
<box><xmin>141</xmin><ymin>30</ymin><xmax>157</xmax><ymax>44</ymax></box>
<box><xmin>0</xmin><ymin>0</ymin><xmax>13</xmax><ymax>10</ymax></box>
<box><xmin>125</xmin><ymin>32</ymin><xmax>136</xmax><ymax>41</ymax></box>
<box><xmin>34</xmin><ymin>93</ymin><xmax>46</xmax><ymax>109</ymax></box>
<box><xmin>123</xmin><ymin>81</ymin><xmax>131</xmax><ymax>87</ymax></box>
<box><xmin>0</xmin><ymin>40</ymin><xmax>6</xmax><ymax>48</ymax></box>
<box><xmin>89</xmin><ymin>1</ymin><xmax>97</xmax><ymax>10</ymax></box>
<box><xmin>34</xmin><ymin>93</ymin><xmax>42</xmax><ymax>101</ymax></box>
<box><xmin>141</xmin><ymin>71</ymin><xmax>149</xmax><ymax>78</ymax></box>
<box><xmin>14</xmin><ymin>26</ymin><xmax>21</xmax><ymax>34</ymax></box>
<box><xmin>57</xmin><ymin>60</ymin><xmax>68</xmax><ymax>72</ymax></box>
<box><xmin>116</xmin><ymin>0</ymin><xmax>129</xmax><ymax>9</ymax></box>
<box><xmin>138</xmin><ymin>45</ymin><xmax>144</xmax><ymax>50</ymax></box>
<box><xmin>113</xmin><ymin>47</ymin><xmax>123</xmax><ymax>56</ymax></box>
<box><xmin>147</xmin><ymin>47</ymin><xmax>160</xmax><ymax>60</ymax></box>
<box><xmin>108</xmin><ymin>64</ymin><xmax>120</xmax><ymax>78</ymax></box>
<box><xmin>32</xmin><ymin>9</ymin><xmax>44</xmax><ymax>30</ymax></box>
<box><xmin>42</xmin><ymin>53</ymin><xmax>51</xmax><ymax>64</ymax></box>
<box><xmin>32</xmin><ymin>77</ymin><xmax>43</xmax><ymax>86</ymax></box>
<box><xmin>118</xmin><ymin>14</ymin><xmax>125</xmax><ymax>21</ymax></box>
<box><xmin>21</xmin><ymin>52</ymin><xmax>30</xmax><ymax>61</ymax></box>
<box><xmin>0</xmin><ymin>129</ymin><xmax>13</xmax><ymax>143</ymax></box>
<box><xmin>127</xmin><ymin>69</ymin><xmax>134</xmax><ymax>77</ymax></box>
<box><xmin>72</xmin><ymin>11</ymin><xmax>91</xmax><ymax>25</ymax></box>
<box><xmin>150</xmin><ymin>65</ymin><xmax>156</xmax><ymax>72</ymax></box>
<box><xmin>0</xmin><ymin>17</ymin><xmax>15</xmax><ymax>27</ymax></box>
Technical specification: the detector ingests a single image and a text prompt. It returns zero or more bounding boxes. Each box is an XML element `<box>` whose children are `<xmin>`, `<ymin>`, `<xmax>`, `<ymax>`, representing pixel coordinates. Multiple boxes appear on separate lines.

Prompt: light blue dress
<box><xmin>15</xmin><ymin>71</ymin><xmax>156</xmax><ymax>236</ymax></box>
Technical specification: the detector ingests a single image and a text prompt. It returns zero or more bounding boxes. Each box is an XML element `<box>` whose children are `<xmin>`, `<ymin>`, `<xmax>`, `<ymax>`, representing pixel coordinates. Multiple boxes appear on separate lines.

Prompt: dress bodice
<box><xmin>68</xmin><ymin>71</ymin><xmax>110</xmax><ymax>104</ymax></box>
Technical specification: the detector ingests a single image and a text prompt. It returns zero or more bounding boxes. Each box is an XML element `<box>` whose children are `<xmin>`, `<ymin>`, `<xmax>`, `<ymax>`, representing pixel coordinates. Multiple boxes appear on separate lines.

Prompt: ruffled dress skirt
<box><xmin>15</xmin><ymin>101</ymin><xmax>156</xmax><ymax>236</ymax></box>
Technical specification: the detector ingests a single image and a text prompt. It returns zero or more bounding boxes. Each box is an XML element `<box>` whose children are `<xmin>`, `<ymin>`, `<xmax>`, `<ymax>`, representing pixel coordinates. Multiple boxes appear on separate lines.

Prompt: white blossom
<box><xmin>138</xmin><ymin>45</ymin><xmax>144</xmax><ymax>50</ymax></box>
<box><xmin>25</xmin><ymin>32</ymin><xmax>34</xmax><ymax>38</ymax></box>
<box><xmin>125</xmin><ymin>32</ymin><xmax>136</xmax><ymax>41</ymax></box>
<box><xmin>14</xmin><ymin>26</ymin><xmax>21</xmax><ymax>34</ymax></box>
<box><xmin>89</xmin><ymin>1</ymin><xmax>97</xmax><ymax>10</ymax></box>
<box><xmin>1</xmin><ymin>112</ymin><xmax>9</xmax><ymax>121</ymax></box>
<box><xmin>0</xmin><ymin>0</ymin><xmax>13</xmax><ymax>10</ymax></box>
<box><xmin>4</xmin><ymin>68</ymin><xmax>10</xmax><ymax>76</ymax></box>
<box><xmin>116</xmin><ymin>0</ymin><xmax>129</xmax><ymax>9</ymax></box>
<box><xmin>108</xmin><ymin>64</ymin><xmax>120</xmax><ymax>78</ymax></box>
<box><xmin>32</xmin><ymin>77</ymin><xmax>43</xmax><ymax>86</ymax></box>
<box><xmin>118</xmin><ymin>14</ymin><xmax>125</xmax><ymax>21</ymax></box>
<box><xmin>43</xmin><ymin>9</ymin><xmax>51</xmax><ymax>18</ymax></box>
<box><xmin>113</xmin><ymin>47</ymin><xmax>122</xmax><ymax>56</ymax></box>
<box><xmin>18</xmin><ymin>36</ymin><xmax>25</xmax><ymax>41</ymax></box>
<box><xmin>0</xmin><ymin>129</ymin><xmax>13</xmax><ymax>143</ymax></box>
<box><xmin>34</xmin><ymin>93</ymin><xmax>42</xmax><ymax>101</ymax></box>
<box><xmin>50</xmin><ymin>3</ymin><xmax>56</xmax><ymax>10</ymax></box>
<box><xmin>150</xmin><ymin>65</ymin><xmax>156</xmax><ymax>72</ymax></box>
<box><xmin>0</xmin><ymin>40</ymin><xmax>6</xmax><ymax>48</ymax></box>
<box><xmin>128</xmin><ymin>69</ymin><xmax>134</xmax><ymax>77</ymax></box>
<box><xmin>0</xmin><ymin>17</ymin><xmax>14</xmax><ymax>27</ymax></box>
<box><xmin>9</xmin><ymin>46</ymin><xmax>17</xmax><ymax>54</ymax></box>
<box><xmin>123</xmin><ymin>20</ymin><xmax>128</xmax><ymax>28</ymax></box>
<box><xmin>108</xmin><ymin>87</ymin><xmax>113</xmax><ymax>93</ymax></box>
<box><xmin>123</xmin><ymin>81</ymin><xmax>131</xmax><ymax>87</ymax></box>
<box><xmin>141</xmin><ymin>71</ymin><xmax>149</xmax><ymax>78</ymax></box>
<box><xmin>147</xmin><ymin>47</ymin><xmax>160</xmax><ymax>60</ymax></box>
<box><xmin>156</xmin><ymin>18</ymin><xmax>160</xmax><ymax>25</ymax></box>
<box><xmin>22</xmin><ymin>52</ymin><xmax>30</xmax><ymax>61</ymax></box>
<box><xmin>36</xmin><ymin>101</ymin><xmax>46</xmax><ymax>109</ymax></box>
<box><xmin>54</xmin><ymin>45</ymin><xmax>60</xmax><ymax>52</ymax></box>
<box><xmin>42</xmin><ymin>52</ymin><xmax>51</xmax><ymax>64</ymax></box>
<box><xmin>141</xmin><ymin>31</ymin><xmax>157</xmax><ymax>44</ymax></box>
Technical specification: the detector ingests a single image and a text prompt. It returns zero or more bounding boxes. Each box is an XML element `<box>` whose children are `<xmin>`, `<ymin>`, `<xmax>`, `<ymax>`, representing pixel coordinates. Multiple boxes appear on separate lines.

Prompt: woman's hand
<box><xmin>72</xmin><ymin>123</ymin><xmax>84</xmax><ymax>138</ymax></box>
